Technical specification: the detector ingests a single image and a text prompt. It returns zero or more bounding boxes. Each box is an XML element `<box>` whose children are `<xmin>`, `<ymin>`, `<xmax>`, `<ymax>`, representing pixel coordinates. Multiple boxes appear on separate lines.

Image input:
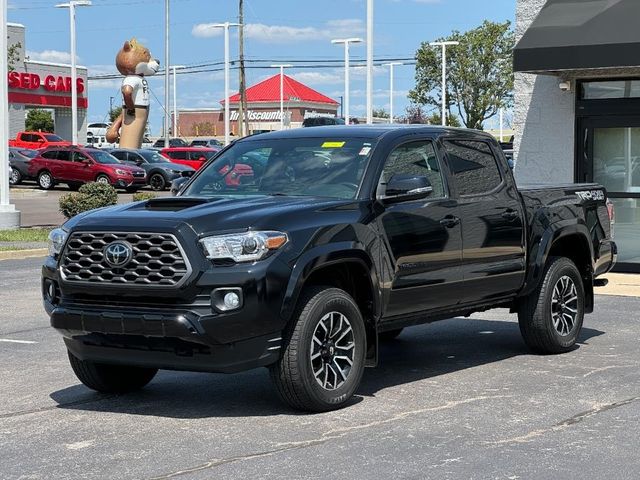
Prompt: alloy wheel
<box><xmin>551</xmin><ymin>275</ymin><xmax>579</xmax><ymax>336</ymax></box>
<box><xmin>310</xmin><ymin>311</ymin><xmax>355</xmax><ymax>390</ymax></box>
<box><xmin>9</xmin><ymin>168</ymin><xmax>20</xmax><ymax>185</ymax></box>
<box><xmin>39</xmin><ymin>173</ymin><xmax>52</xmax><ymax>189</ymax></box>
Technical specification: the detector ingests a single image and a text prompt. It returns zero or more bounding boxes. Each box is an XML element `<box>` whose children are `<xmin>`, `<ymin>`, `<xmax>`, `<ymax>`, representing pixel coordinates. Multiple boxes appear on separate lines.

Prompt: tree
<box><xmin>25</xmin><ymin>109</ymin><xmax>54</xmax><ymax>132</ymax></box>
<box><xmin>425</xmin><ymin>112</ymin><xmax>461</xmax><ymax>127</ymax></box>
<box><xmin>400</xmin><ymin>104</ymin><xmax>429</xmax><ymax>124</ymax></box>
<box><xmin>109</xmin><ymin>106</ymin><xmax>122</xmax><ymax>123</ymax></box>
<box><xmin>7</xmin><ymin>42</ymin><xmax>21</xmax><ymax>72</ymax></box>
<box><xmin>410</xmin><ymin>20</ymin><xmax>515</xmax><ymax>130</ymax></box>
<box><xmin>372</xmin><ymin>108</ymin><xmax>390</xmax><ymax>119</ymax></box>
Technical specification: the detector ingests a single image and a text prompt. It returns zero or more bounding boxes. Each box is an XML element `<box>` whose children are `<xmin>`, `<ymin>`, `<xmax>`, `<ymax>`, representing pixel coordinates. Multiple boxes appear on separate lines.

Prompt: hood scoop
<box><xmin>145</xmin><ymin>196</ymin><xmax>220</xmax><ymax>211</ymax></box>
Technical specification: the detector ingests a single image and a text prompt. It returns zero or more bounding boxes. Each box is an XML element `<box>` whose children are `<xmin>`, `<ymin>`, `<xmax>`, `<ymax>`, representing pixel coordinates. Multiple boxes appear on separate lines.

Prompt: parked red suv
<box><xmin>9</xmin><ymin>131</ymin><xmax>72</xmax><ymax>150</ymax></box>
<box><xmin>160</xmin><ymin>147</ymin><xmax>253</xmax><ymax>186</ymax></box>
<box><xmin>28</xmin><ymin>147</ymin><xmax>147</xmax><ymax>191</ymax></box>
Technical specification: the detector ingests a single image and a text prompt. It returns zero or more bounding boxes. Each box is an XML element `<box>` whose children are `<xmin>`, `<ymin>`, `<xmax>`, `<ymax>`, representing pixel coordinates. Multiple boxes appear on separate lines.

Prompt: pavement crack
<box><xmin>146</xmin><ymin>395</ymin><xmax>508</xmax><ymax>480</ymax></box>
<box><xmin>489</xmin><ymin>395</ymin><xmax>640</xmax><ymax>445</ymax></box>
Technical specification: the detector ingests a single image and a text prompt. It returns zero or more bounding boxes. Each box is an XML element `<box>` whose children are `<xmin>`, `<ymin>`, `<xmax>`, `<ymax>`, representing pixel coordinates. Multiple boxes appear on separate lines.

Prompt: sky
<box><xmin>9</xmin><ymin>0</ymin><xmax>515</xmax><ymax>136</ymax></box>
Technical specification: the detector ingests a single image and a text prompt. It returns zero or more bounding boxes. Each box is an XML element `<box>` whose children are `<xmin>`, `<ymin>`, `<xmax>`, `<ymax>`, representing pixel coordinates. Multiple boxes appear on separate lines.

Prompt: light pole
<box><xmin>164</xmin><ymin>0</ymin><xmax>170</xmax><ymax>145</ymax></box>
<box><xmin>430</xmin><ymin>40</ymin><xmax>459</xmax><ymax>126</ymax></box>
<box><xmin>366</xmin><ymin>0</ymin><xmax>373</xmax><ymax>124</ymax></box>
<box><xmin>0</xmin><ymin>0</ymin><xmax>20</xmax><ymax>228</ymax></box>
<box><xmin>171</xmin><ymin>65</ymin><xmax>185</xmax><ymax>136</ymax></box>
<box><xmin>209</xmin><ymin>22</ymin><xmax>241</xmax><ymax>145</ymax></box>
<box><xmin>270</xmin><ymin>64</ymin><xmax>292</xmax><ymax>130</ymax></box>
<box><xmin>331</xmin><ymin>38</ymin><xmax>363</xmax><ymax>126</ymax></box>
<box><xmin>383</xmin><ymin>62</ymin><xmax>402</xmax><ymax>124</ymax></box>
<box><xmin>56</xmin><ymin>0</ymin><xmax>91</xmax><ymax>145</ymax></box>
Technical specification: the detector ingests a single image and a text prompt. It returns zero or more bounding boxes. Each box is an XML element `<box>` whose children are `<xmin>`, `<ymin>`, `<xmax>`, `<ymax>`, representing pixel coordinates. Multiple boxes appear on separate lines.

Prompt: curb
<box><xmin>9</xmin><ymin>189</ymin><xmax>48</xmax><ymax>198</ymax></box>
<box><xmin>0</xmin><ymin>248</ymin><xmax>48</xmax><ymax>261</ymax></box>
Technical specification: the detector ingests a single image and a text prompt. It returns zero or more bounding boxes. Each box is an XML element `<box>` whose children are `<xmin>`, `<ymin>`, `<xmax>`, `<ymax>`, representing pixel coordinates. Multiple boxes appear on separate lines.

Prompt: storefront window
<box><xmin>610</xmin><ymin>198</ymin><xmax>640</xmax><ymax>264</ymax></box>
<box><xmin>593</xmin><ymin>127</ymin><xmax>640</xmax><ymax>193</ymax></box>
<box><xmin>581</xmin><ymin>81</ymin><xmax>640</xmax><ymax>100</ymax></box>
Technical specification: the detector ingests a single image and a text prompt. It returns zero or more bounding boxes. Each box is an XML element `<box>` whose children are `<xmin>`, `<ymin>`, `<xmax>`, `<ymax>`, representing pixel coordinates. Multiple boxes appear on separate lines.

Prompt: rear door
<box><xmin>443</xmin><ymin>138</ymin><xmax>525</xmax><ymax>304</ymax></box>
<box><xmin>377</xmin><ymin>138</ymin><xmax>463</xmax><ymax>318</ymax></box>
<box><xmin>54</xmin><ymin>150</ymin><xmax>74</xmax><ymax>182</ymax></box>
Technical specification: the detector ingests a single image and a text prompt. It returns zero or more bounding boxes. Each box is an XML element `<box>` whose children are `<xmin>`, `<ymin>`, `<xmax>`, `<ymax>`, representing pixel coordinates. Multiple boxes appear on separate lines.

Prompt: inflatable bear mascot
<box><xmin>106</xmin><ymin>39</ymin><xmax>159</xmax><ymax>149</ymax></box>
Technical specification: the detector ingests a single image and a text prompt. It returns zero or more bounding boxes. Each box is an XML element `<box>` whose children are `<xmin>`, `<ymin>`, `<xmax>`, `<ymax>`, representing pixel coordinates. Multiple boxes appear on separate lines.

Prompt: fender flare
<box><xmin>520</xmin><ymin>219</ymin><xmax>594</xmax><ymax>298</ymax></box>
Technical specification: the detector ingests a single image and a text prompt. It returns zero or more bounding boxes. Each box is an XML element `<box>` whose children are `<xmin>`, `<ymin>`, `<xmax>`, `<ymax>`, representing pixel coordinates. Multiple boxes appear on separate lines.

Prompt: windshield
<box><xmin>183</xmin><ymin>137</ymin><xmax>376</xmax><ymax>200</ymax></box>
<box><xmin>90</xmin><ymin>150</ymin><xmax>121</xmax><ymax>164</ymax></box>
<box><xmin>140</xmin><ymin>150</ymin><xmax>172</xmax><ymax>164</ymax></box>
<box><xmin>44</xmin><ymin>134</ymin><xmax>65</xmax><ymax>142</ymax></box>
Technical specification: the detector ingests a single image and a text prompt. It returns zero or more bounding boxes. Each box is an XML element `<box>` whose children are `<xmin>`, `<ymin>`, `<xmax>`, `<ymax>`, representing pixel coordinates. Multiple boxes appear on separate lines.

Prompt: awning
<box><xmin>514</xmin><ymin>0</ymin><xmax>640</xmax><ymax>73</ymax></box>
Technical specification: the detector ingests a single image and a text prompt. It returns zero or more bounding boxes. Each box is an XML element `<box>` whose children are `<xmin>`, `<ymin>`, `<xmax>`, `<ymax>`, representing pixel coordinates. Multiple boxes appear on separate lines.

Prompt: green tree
<box><xmin>372</xmin><ymin>108</ymin><xmax>390</xmax><ymax>119</ymax></box>
<box><xmin>425</xmin><ymin>112</ymin><xmax>462</xmax><ymax>127</ymax></box>
<box><xmin>25</xmin><ymin>109</ymin><xmax>54</xmax><ymax>132</ymax></box>
<box><xmin>410</xmin><ymin>20</ymin><xmax>515</xmax><ymax>130</ymax></box>
<box><xmin>400</xmin><ymin>104</ymin><xmax>429</xmax><ymax>124</ymax></box>
<box><xmin>7</xmin><ymin>42</ymin><xmax>21</xmax><ymax>72</ymax></box>
<box><xmin>109</xmin><ymin>106</ymin><xmax>122</xmax><ymax>123</ymax></box>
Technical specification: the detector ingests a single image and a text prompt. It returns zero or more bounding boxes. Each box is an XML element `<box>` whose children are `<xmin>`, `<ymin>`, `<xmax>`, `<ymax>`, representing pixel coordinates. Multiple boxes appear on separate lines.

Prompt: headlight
<box><xmin>114</xmin><ymin>168</ymin><xmax>129</xmax><ymax>176</ymax></box>
<box><xmin>200</xmin><ymin>231</ymin><xmax>288</xmax><ymax>263</ymax></box>
<box><xmin>48</xmin><ymin>228</ymin><xmax>68</xmax><ymax>257</ymax></box>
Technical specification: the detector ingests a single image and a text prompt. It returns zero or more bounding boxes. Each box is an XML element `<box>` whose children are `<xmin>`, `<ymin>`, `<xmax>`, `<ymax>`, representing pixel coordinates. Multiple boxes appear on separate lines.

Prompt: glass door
<box><xmin>578</xmin><ymin>116</ymin><xmax>640</xmax><ymax>271</ymax></box>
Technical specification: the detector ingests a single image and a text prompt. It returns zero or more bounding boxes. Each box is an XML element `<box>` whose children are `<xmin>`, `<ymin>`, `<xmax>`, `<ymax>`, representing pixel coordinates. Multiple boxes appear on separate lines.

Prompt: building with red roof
<box><xmin>175</xmin><ymin>74</ymin><xmax>340</xmax><ymax>137</ymax></box>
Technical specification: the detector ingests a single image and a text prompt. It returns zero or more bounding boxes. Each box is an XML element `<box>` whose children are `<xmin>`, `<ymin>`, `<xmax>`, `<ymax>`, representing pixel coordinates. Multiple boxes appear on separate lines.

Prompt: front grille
<box><xmin>60</xmin><ymin>232</ymin><xmax>191</xmax><ymax>286</ymax></box>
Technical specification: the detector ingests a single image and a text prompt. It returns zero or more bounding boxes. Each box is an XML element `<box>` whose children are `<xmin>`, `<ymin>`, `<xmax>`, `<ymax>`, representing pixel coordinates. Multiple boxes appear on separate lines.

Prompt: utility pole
<box><xmin>238</xmin><ymin>0</ymin><xmax>249</xmax><ymax>137</ymax></box>
<box><xmin>383</xmin><ymin>62</ymin><xmax>402</xmax><ymax>124</ymax></box>
<box><xmin>332</xmin><ymin>38</ymin><xmax>363</xmax><ymax>126</ymax></box>
<box><xmin>271</xmin><ymin>64</ymin><xmax>293</xmax><ymax>130</ymax></box>
<box><xmin>366</xmin><ymin>0</ymin><xmax>373</xmax><ymax>124</ymax></box>
<box><xmin>164</xmin><ymin>0</ymin><xmax>170</xmax><ymax>145</ymax></box>
<box><xmin>430</xmin><ymin>40</ymin><xmax>459</xmax><ymax>126</ymax></box>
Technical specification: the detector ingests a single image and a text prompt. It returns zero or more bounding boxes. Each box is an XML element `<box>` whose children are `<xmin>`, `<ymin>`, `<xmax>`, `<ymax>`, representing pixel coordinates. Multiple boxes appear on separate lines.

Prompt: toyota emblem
<box><xmin>104</xmin><ymin>241</ymin><xmax>133</xmax><ymax>267</ymax></box>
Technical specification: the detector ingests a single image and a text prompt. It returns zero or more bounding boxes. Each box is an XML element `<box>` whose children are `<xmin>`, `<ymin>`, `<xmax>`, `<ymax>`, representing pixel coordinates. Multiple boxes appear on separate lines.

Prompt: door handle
<box><xmin>439</xmin><ymin>215</ymin><xmax>460</xmax><ymax>228</ymax></box>
<box><xmin>502</xmin><ymin>209</ymin><xmax>519</xmax><ymax>221</ymax></box>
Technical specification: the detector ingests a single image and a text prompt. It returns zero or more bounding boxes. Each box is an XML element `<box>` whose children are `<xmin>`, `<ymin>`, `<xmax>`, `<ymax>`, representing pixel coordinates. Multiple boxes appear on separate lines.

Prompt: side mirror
<box><xmin>171</xmin><ymin>176</ymin><xmax>189</xmax><ymax>196</ymax></box>
<box><xmin>383</xmin><ymin>174</ymin><xmax>433</xmax><ymax>203</ymax></box>
<box><xmin>507</xmin><ymin>158</ymin><xmax>515</xmax><ymax>170</ymax></box>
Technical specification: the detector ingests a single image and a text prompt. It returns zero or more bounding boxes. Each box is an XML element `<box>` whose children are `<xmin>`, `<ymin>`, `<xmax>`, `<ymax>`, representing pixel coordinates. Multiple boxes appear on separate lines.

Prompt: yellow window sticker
<box><xmin>321</xmin><ymin>141</ymin><xmax>346</xmax><ymax>148</ymax></box>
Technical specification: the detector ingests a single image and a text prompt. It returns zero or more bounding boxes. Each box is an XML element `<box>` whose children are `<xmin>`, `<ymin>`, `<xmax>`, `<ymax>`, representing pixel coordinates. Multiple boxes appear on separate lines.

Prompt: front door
<box><xmin>578</xmin><ymin>115</ymin><xmax>640</xmax><ymax>271</ymax></box>
<box><xmin>377</xmin><ymin>139</ymin><xmax>462</xmax><ymax>318</ymax></box>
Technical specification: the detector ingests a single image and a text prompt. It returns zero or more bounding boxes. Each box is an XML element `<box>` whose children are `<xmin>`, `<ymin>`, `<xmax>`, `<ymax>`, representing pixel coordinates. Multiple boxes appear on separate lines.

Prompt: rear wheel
<box><xmin>67</xmin><ymin>351</ymin><xmax>158</xmax><ymax>393</ymax></box>
<box><xmin>9</xmin><ymin>167</ymin><xmax>21</xmax><ymax>186</ymax></box>
<box><xmin>518</xmin><ymin>256</ymin><xmax>585</xmax><ymax>354</ymax></box>
<box><xmin>270</xmin><ymin>287</ymin><xmax>366</xmax><ymax>412</ymax></box>
<box><xmin>37</xmin><ymin>171</ymin><xmax>54</xmax><ymax>190</ymax></box>
<box><xmin>96</xmin><ymin>174</ymin><xmax>111</xmax><ymax>185</ymax></box>
<box><xmin>149</xmin><ymin>173</ymin><xmax>167</xmax><ymax>191</ymax></box>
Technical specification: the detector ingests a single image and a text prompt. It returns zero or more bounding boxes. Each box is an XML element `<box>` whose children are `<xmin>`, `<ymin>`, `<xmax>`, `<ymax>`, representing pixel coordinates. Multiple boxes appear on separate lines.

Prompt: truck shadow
<box><xmin>49</xmin><ymin>317</ymin><xmax>604</xmax><ymax>418</ymax></box>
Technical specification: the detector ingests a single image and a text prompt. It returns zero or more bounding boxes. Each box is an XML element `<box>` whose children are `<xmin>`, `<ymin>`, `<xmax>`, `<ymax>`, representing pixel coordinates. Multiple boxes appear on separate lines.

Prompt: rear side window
<box><xmin>444</xmin><ymin>140</ymin><xmax>502</xmax><ymax>195</ymax></box>
<box><xmin>169</xmin><ymin>151</ymin><xmax>188</xmax><ymax>160</ymax></box>
<box><xmin>56</xmin><ymin>151</ymin><xmax>71</xmax><ymax>161</ymax></box>
<box><xmin>111</xmin><ymin>151</ymin><xmax>127</xmax><ymax>161</ymax></box>
<box><xmin>22</xmin><ymin>134</ymin><xmax>36</xmax><ymax>142</ymax></box>
<box><xmin>41</xmin><ymin>150</ymin><xmax>59</xmax><ymax>160</ymax></box>
<box><xmin>188</xmin><ymin>151</ymin><xmax>208</xmax><ymax>161</ymax></box>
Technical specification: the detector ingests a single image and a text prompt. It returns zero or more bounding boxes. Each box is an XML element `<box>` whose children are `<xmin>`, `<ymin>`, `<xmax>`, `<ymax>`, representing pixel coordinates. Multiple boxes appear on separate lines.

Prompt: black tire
<box><xmin>379</xmin><ymin>328</ymin><xmax>403</xmax><ymax>341</ymax></box>
<box><xmin>518</xmin><ymin>256</ymin><xmax>585</xmax><ymax>354</ymax></box>
<box><xmin>96</xmin><ymin>174</ymin><xmax>111</xmax><ymax>185</ymax></box>
<box><xmin>269</xmin><ymin>287</ymin><xmax>366</xmax><ymax>412</ymax></box>
<box><xmin>67</xmin><ymin>350</ymin><xmax>158</xmax><ymax>393</ymax></box>
<box><xmin>149</xmin><ymin>173</ymin><xmax>167</xmax><ymax>191</ymax></box>
<box><xmin>9</xmin><ymin>167</ymin><xmax>21</xmax><ymax>186</ymax></box>
<box><xmin>37</xmin><ymin>170</ymin><xmax>54</xmax><ymax>190</ymax></box>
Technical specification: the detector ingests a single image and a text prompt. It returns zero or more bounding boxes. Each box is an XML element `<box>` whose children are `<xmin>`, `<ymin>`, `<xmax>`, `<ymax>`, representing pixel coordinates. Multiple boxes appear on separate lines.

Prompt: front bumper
<box><xmin>113</xmin><ymin>176</ymin><xmax>147</xmax><ymax>188</ymax></box>
<box><xmin>43</xmin><ymin>230</ymin><xmax>292</xmax><ymax>373</ymax></box>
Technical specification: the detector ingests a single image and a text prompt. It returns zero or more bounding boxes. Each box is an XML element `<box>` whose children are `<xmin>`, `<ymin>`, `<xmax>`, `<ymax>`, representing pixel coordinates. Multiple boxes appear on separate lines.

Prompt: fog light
<box><xmin>211</xmin><ymin>287</ymin><xmax>243</xmax><ymax>312</ymax></box>
<box><xmin>224</xmin><ymin>292</ymin><xmax>240</xmax><ymax>309</ymax></box>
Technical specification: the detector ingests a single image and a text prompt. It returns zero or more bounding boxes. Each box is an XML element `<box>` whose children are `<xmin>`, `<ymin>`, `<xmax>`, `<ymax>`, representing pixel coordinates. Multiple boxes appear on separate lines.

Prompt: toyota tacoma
<box><xmin>42</xmin><ymin>126</ymin><xmax>617</xmax><ymax>411</ymax></box>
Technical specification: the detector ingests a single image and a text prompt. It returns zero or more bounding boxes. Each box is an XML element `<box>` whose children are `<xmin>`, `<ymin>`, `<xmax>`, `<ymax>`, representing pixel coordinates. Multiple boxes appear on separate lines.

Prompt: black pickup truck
<box><xmin>43</xmin><ymin>126</ymin><xmax>617</xmax><ymax>411</ymax></box>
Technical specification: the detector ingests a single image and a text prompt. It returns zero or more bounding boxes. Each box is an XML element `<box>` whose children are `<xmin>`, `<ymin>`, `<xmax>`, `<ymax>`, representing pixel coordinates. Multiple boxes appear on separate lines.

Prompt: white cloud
<box><xmin>192</xmin><ymin>19</ymin><xmax>365</xmax><ymax>44</ymax></box>
<box><xmin>291</xmin><ymin>71</ymin><xmax>343</xmax><ymax>85</ymax></box>
<box><xmin>26</xmin><ymin>50</ymin><xmax>79</xmax><ymax>64</ymax></box>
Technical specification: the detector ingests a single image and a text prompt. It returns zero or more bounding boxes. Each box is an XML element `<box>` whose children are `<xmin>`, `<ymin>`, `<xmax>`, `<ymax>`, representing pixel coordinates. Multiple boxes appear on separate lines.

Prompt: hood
<box><xmin>65</xmin><ymin>195</ymin><xmax>357</xmax><ymax>234</ymax></box>
<box><xmin>105</xmin><ymin>163</ymin><xmax>145</xmax><ymax>173</ymax></box>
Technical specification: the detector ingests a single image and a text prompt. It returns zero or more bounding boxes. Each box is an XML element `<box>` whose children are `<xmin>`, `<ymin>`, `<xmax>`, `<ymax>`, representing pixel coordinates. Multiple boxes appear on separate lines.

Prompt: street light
<box><xmin>171</xmin><ymin>65</ymin><xmax>185</xmax><ymax>136</ymax></box>
<box><xmin>270</xmin><ymin>64</ymin><xmax>292</xmax><ymax>130</ymax></box>
<box><xmin>331</xmin><ymin>37</ymin><xmax>363</xmax><ymax>126</ymax></box>
<box><xmin>366</xmin><ymin>0</ymin><xmax>373</xmax><ymax>124</ymax></box>
<box><xmin>164</xmin><ymin>0</ymin><xmax>170</xmax><ymax>145</ymax></box>
<box><xmin>429</xmin><ymin>40</ymin><xmax>459</xmax><ymax>126</ymax></box>
<box><xmin>208</xmin><ymin>22</ymin><xmax>241</xmax><ymax>145</ymax></box>
<box><xmin>383</xmin><ymin>62</ymin><xmax>402</xmax><ymax>124</ymax></box>
<box><xmin>55</xmin><ymin>0</ymin><xmax>91</xmax><ymax>146</ymax></box>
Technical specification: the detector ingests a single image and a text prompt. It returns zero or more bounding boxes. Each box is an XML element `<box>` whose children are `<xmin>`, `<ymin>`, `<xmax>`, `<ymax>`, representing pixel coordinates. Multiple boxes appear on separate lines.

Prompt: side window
<box><xmin>22</xmin><ymin>134</ymin><xmax>36</xmax><ymax>143</ymax></box>
<box><xmin>111</xmin><ymin>151</ymin><xmax>127</xmax><ymax>161</ymax></box>
<box><xmin>188</xmin><ymin>151</ymin><xmax>207</xmax><ymax>161</ymax></box>
<box><xmin>444</xmin><ymin>140</ymin><xmax>502</xmax><ymax>195</ymax></box>
<box><xmin>72</xmin><ymin>151</ymin><xmax>88</xmax><ymax>162</ymax></box>
<box><xmin>41</xmin><ymin>150</ymin><xmax>59</xmax><ymax>160</ymax></box>
<box><xmin>170</xmin><ymin>151</ymin><xmax>188</xmax><ymax>160</ymax></box>
<box><xmin>56</xmin><ymin>151</ymin><xmax>71</xmax><ymax>162</ymax></box>
<box><xmin>379</xmin><ymin>140</ymin><xmax>446</xmax><ymax>198</ymax></box>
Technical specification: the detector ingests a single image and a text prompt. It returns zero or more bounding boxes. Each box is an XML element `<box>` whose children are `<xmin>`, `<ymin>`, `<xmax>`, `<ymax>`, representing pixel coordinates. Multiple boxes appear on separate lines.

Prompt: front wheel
<box><xmin>270</xmin><ymin>287</ymin><xmax>366</xmax><ymax>412</ymax></box>
<box><xmin>518</xmin><ymin>256</ymin><xmax>585</xmax><ymax>354</ymax></box>
<box><xmin>67</xmin><ymin>351</ymin><xmax>158</xmax><ymax>393</ymax></box>
<box><xmin>149</xmin><ymin>173</ymin><xmax>167</xmax><ymax>191</ymax></box>
<box><xmin>9</xmin><ymin>167</ymin><xmax>21</xmax><ymax>186</ymax></box>
<box><xmin>38</xmin><ymin>171</ymin><xmax>54</xmax><ymax>190</ymax></box>
<box><xmin>96</xmin><ymin>174</ymin><xmax>111</xmax><ymax>185</ymax></box>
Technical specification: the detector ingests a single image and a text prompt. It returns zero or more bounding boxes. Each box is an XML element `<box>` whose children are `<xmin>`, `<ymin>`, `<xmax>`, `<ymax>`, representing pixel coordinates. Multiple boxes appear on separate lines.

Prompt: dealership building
<box><xmin>7</xmin><ymin>23</ymin><xmax>88</xmax><ymax>143</ymax></box>
<box><xmin>176</xmin><ymin>73</ymin><xmax>339</xmax><ymax>137</ymax></box>
<box><xmin>514</xmin><ymin>0</ymin><xmax>640</xmax><ymax>272</ymax></box>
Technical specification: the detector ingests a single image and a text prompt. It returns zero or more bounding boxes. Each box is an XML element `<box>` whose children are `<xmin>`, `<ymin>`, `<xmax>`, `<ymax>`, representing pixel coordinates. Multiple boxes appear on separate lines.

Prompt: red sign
<box><xmin>8</xmin><ymin>71</ymin><xmax>85</xmax><ymax>94</ymax></box>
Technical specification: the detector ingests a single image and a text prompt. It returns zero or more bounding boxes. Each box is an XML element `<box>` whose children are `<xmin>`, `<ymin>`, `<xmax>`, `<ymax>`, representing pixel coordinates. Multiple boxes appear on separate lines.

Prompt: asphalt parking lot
<box><xmin>1</xmin><ymin>256</ymin><xmax>639</xmax><ymax>480</ymax></box>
